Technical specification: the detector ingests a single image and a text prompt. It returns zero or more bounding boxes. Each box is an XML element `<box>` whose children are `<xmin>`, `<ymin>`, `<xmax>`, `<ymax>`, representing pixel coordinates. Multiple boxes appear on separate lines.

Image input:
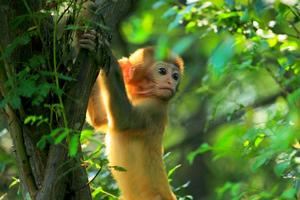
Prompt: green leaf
<box><xmin>254</xmin><ymin>134</ymin><xmax>265</xmax><ymax>147</ymax></box>
<box><xmin>168</xmin><ymin>164</ymin><xmax>181</xmax><ymax>178</ymax></box>
<box><xmin>252</xmin><ymin>155</ymin><xmax>268</xmax><ymax>172</ymax></box>
<box><xmin>281</xmin><ymin>188</ymin><xmax>296</xmax><ymax>199</ymax></box>
<box><xmin>122</xmin><ymin>14</ymin><xmax>153</xmax><ymax>44</ymax></box>
<box><xmin>216</xmin><ymin>182</ymin><xmax>233</xmax><ymax>199</ymax></box>
<box><xmin>110</xmin><ymin>165</ymin><xmax>127</xmax><ymax>172</ymax></box>
<box><xmin>274</xmin><ymin>161</ymin><xmax>289</xmax><ymax>176</ymax></box>
<box><xmin>92</xmin><ymin>186</ymin><xmax>118</xmax><ymax>199</ymax></box>
<box><xmin>24</xmin><ymin>115</ymin><xmax>40</xmax><ymax>125</ymax></box>
<box><xmin>37</xmin><ymin>137</ymin><xmax>47</xmax><ymax>149</ymax></box>
<box><xmin>9</xmin><ymin>177</ymin><xmax>20</xmax><ymax>189</ymax></box>
<box><xmin>168</xmin><ymin>13</ymin><xmax>183</xmax><ymax>31</ymax></box>
<box><xmin>240</xmin><ymin>8</ymin><xmax>249</xmax><ymax>22</ymax></box>
<box><xmin>0</xmin><ymin>33</ymin><xmax>31</xmax><ymax>60</ymax></box>
<box><xmin>32</xmin><ymin>83</ymin><xmax>52</xmax><ymax>106</ymax></box>
<box><xmin>54</xmin><ymin>130</ymin><xmax>68</xmax><ymax>144</ymax></box>
<box><xmin>64</xmin><ymin>25</ymin><xmax>83</xmax><ymax>31</ymax></box>
<box><xmin>162</xmin><ymin>7</ymin><xmax>177</xmax><ymax>18</ymax></box>
<box><xmin>225</xmin><ymin>0</ymin><xmax>235</xmax><ymax>7</ymax></box>
<box><xmin>287</xmin><ymin>88</ymin><xmax>300</xmax><ymax>107</ymax></box>
<box><xmin>210</xmin><ymin>37</ymin><xmax>235</xmax><ymax>76</ymax></box>
<box><xmin>80</xmin><ymin>129</ymin><xmax>94</xmax><ymax>142</ymax></box>
<box><xmin>185</xmin><ymin>21</ymin><xmax>197</xmax><ymax>32</ymax></box>
<box><xmin>69</xmin><ymin>135</ymin><xmax>79</xmax><ymax>157</ymax></box>
<box><xmin>155</xmin><ymin>36</ymin><xmax>169</xmax><ymax>60</ymax></box>
<box><xmin>28</xmin><ymin>55</ymin><xmax>45</xmax><ymax>68</ymax></box>
<box><xmin>18</xmin><ymin>79</ymin><xmax>36</xmax><ymax>97</ymax></box>
<box><xmin>10</xmin><ymin>96</ymin><xmax>21</xmax><ymax>109</ymax></box>
<box><xmin>152</xmin><ymin>1</ymin><xmax>166</xmax><ymax>9</ymax></box>
<box><xmin>173</xmin><ymin>36</ymin><xmax>195</xmax><ymax>55</ymax></box>
<box><xmin>50</xmin><ymin>128</ymin><xmax>65</xmax><ymax>137</ymax></box>
<box><xmin>187</xmin><ymin>143</ymin><xmax>212</xmax><ymax>165</ymax></box>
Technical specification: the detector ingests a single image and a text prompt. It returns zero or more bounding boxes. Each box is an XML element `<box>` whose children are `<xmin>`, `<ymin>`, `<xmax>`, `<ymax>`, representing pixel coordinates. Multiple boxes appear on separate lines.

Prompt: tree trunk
<box><xmin>0</xmin><ymin>0</ymin><xmax>135</xmax><ymax>199</ymax></box>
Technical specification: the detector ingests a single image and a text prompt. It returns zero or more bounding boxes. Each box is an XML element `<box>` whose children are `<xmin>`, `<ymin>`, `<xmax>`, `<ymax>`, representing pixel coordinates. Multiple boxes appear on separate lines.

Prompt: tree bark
<box><xmin>0</xmin><ymin>0</ymin><xmax>136</xmax><ymax>199</ymax></box>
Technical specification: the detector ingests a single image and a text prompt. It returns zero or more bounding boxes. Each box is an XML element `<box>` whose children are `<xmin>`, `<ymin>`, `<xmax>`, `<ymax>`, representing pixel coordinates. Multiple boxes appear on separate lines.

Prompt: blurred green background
<box><xmin>1</xmin><ymin>0</ymin><xmax>300</xmax><ymax>199</ymax></box>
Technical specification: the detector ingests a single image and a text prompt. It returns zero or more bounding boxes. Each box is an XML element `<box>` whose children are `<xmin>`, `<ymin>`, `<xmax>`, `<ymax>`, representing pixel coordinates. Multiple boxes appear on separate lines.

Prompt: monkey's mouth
<box><xmin>159</xmin><ymin>87</ymin><xmax>174</xmax><ymax>94</ymax></box>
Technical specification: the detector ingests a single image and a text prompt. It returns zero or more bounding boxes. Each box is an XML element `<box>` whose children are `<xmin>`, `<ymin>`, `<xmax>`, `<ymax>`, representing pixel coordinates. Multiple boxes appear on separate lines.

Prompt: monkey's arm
<box><xmin>86</xmin><ymin>79</ymin><xmax>108</xmax><ymax>129</ymax></box>
<box><xmin>100</xmin><ymin>56</ymin><xmax>147</xmax><ymax>131</ymax></box>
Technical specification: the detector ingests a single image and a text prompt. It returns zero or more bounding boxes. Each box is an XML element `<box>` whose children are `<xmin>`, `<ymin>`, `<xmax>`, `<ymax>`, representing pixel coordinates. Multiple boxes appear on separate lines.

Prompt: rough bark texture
<box><xmin>0</xmin><ymin>0</ymin><xmax>135</xmax><ymax>199</ymax></box>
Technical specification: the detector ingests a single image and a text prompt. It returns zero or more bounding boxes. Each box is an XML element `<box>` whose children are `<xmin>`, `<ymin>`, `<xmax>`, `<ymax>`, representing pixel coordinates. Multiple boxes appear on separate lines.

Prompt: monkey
<box><xmin>80</xmin><ymin>31</ymin><xmax>184</xmax><ymax>200</ymax></box>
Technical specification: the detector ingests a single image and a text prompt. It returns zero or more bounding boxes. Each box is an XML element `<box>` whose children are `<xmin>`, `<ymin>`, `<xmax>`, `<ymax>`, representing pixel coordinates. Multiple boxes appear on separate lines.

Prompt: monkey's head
<box><xmin>118</xmin><ymin>47</ymin><xmax>184</xmax><ymax>101</ymax></box>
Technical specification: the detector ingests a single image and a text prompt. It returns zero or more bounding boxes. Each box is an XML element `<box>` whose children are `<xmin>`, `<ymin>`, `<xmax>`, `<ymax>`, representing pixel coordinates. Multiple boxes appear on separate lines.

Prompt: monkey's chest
<box><xmin>106</xmin><ymin>131</ymin><xmax>162</xmax><ymax>167</ymax></box>
<box><xmin>106</xmin><ymin>131</ymin><xmax>174</xmax><ymax>200</ymax></box>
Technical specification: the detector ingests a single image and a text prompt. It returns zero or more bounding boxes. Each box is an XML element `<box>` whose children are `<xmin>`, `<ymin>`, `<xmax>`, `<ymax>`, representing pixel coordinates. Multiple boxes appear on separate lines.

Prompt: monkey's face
<box><xmin>147</xmin><ymin>62</ymin><xmax>180</xmax><ymax>100</ymax></box>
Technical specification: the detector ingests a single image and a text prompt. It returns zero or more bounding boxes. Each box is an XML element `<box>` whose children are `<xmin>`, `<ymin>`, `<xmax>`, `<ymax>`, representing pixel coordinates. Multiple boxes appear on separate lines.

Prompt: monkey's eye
<box><xmin>158</xmin><ymin>67</ymin><xmax>167</xmax><ymax>75</ymax></box>
<box><xmin>172</xmin><ymin>72</ymin><xmax>179</xmax><ymax>81</ymax></box>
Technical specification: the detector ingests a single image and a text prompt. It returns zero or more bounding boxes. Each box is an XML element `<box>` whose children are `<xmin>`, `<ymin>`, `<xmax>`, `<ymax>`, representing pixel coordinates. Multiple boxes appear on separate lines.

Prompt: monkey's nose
<box><xmin>166</xmin><ymin>77</ymin><xmax>172</xmax><ymax>84</ymax></box>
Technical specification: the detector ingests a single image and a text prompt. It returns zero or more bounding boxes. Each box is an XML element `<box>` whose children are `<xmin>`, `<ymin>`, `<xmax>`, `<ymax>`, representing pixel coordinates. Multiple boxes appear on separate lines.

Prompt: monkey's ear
<box><xmin>119</xmin><ymin>57</ymin><xmax>134</xmax><ymax>83</ymax></box>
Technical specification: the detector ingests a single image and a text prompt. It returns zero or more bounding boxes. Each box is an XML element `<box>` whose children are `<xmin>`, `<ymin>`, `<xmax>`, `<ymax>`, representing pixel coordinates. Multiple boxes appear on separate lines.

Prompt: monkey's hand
<box><xmin>79</xmin><ymin>30</ymin><xmax>97</xmax><ymax>52</ymax></box>
<box><xmin>79</xmin><ymin>29</ymin><xmax>111</xmax><ymax>73</ymax></box>
<box><xmin>77</xmin><ymin>0</ymin><xmax>112</xmax><ymax>72</ymax></box>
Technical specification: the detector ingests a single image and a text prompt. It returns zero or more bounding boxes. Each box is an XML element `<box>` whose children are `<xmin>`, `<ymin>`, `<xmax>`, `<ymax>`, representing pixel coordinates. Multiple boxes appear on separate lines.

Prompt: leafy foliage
<box><xmin>1</xmin><ymin>0</ymin><xmax>300</xmax><ymax>199</ymax></box>
<box><xmin>163</xmin><ymin>0</ymin><xmax>300</xmax><ymax>198</ymax></box>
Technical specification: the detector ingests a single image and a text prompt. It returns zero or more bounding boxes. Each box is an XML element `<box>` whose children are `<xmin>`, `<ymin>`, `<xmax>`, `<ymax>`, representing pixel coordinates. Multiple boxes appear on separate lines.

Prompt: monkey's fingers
<box><xmin>85</xmin><ymin>29</ymin><xmax>97</xmax><ymax>35</ymax></box>
<box><xmin>88</xmin><ymin>29</ymin><xmax>97</xmax><ymax>35</ymax></box>
<box><xmin>79</xmin><ymin>39</ymin><xmax>96</xmax><ymax>46</ymax></box>
<box><xmin>81</xmin><ymin>33</ymin><xmax>96</xmax><ymax>40</ymax></box>
<box><xmin>80</xmin><ymin>44</ymin><xmax>95</xmax><ymax>51</ymax></box>
<box><xmin>79</xmin><ymin>39</ymin><xmax>96</xmax><ymax>51</ymax></box>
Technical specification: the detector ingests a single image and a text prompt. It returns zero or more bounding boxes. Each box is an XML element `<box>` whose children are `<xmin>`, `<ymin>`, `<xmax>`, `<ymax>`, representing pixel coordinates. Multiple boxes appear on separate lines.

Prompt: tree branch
<box><xmin>5</xmin><ymin>106</ymin><xmax>38</xmax><ymax>197</ymax></box>
<box><xmin>36</xmin><ymin>0</ymin><xmax>136</xmax><ymax>199</ymax></box>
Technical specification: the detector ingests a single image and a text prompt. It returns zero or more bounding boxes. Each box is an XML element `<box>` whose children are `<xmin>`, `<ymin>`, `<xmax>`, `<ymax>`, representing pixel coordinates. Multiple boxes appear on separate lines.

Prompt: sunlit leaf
<box><xmin>254</xmin><ymin>134</ymin><xmax>265</xmax><ymax>147</ymax></box>
<box><xmin>186</xmin><ymin>21</ymin><xmax>196</xmax><ymax>31</ymax></box>
<box><xmin>9</xmin><ymin>177</ymin><xmax>20</xmax><ymax>189</ymax></box>
<box><xmin>243</xmin><ymin>140</ymin><xmax>250</xmax><ymax>147</ymax></box>
<box><xmin>168</xmin><ymin>164</ymin><xmax>181</xmax><ymax>178</ymax></box>
<box><xmin>80</xmin><ymin>129</ymin><xmax>94</xmax><ymax>142</ymax></box>
<box><xmin>54</xmin><ymin>130</ymin><xmax>68</xmax><ymax>144</ymax></box>
<box><xmin>267</xmin><ymin>37</ymin><xmax>278</xmax><ymax>47</ymax></box>
<box><xmin>110</xmin><ymin>165</ymin><xmax>127</xmax><ymax>172</ymax></box>
<box><xmin>69</xmin><ymin>135</ymin><xmax>79</xmax><ymax>157</ymax></box>
<box><xmin>280</xmin><ymin>41</ymin><xmax>298</xmax><ymax>51</ymax></box>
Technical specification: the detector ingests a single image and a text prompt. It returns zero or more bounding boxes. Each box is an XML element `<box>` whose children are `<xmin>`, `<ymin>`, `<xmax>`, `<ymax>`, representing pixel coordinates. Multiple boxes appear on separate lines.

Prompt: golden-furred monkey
<box><xmin>83</xmin><ymin>36</ymin><xmax>183</xmax><ymax>199</ymax></box>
